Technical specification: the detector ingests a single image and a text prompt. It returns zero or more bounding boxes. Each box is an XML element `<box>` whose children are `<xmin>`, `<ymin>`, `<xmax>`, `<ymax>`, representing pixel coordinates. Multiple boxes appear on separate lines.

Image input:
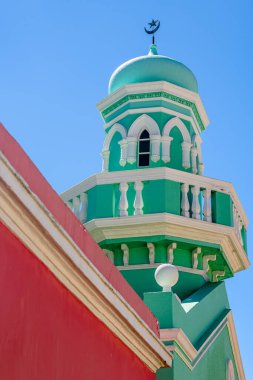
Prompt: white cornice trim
<box><xmin>60</xmin><ymin>167</ymin><xmax>248</xmax><ymax>228</ymax></box>
<box><xmin>160</xmin><ymin>311</ymin><xmax>245</xmax><ymax>378</ymax></box>
<box><xmin>103</xmin><ymin>104</ymin><xmax>201</xmax><ymax>136</ymax></box>
<box><xmin>227</xmin><ymin>312</ymin><xmax>246</xmax><ymax>380</ymax></box>
<box><xmin>85</xmin><ymin>214</ymin><xmax>249</xmax><ymax>273</ymax></box>
<box><xmin>96</xmin><ymin>81</ymin><xmax>209</xmax><ymax>130</ymax></box>
<box><xmin>117</xmin><ymin>263</ymin><xmax>208</xmax><ymax>281</ymax></box>
<box><xmin>0</xmin><ymin>152</ymin><xmax>172</xmax><ymax>372</ymax></box>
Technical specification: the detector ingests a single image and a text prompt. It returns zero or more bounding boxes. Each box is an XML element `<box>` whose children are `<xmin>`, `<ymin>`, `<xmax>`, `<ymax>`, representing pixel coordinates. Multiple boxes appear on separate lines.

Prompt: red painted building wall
<box><xmin>0</xmin><ymin>222</ymin><xmax>155</xmax><ymax>380</ymax></box>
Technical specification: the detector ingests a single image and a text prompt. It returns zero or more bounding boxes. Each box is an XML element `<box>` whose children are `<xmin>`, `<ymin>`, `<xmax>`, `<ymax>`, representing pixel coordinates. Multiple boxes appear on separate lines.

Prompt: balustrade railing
<box><xmin>62</xmin><ymin>169</ymin><xmax>247</xmax><ymax>250</ymax></box>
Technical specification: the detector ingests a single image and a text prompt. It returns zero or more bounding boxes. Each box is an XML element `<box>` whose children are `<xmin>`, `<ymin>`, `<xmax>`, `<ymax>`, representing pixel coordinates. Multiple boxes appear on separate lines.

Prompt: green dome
<box><xmin>108</xmin><ymin>45</ymin><xmax>198</xmax><ymax>94</ymax></box>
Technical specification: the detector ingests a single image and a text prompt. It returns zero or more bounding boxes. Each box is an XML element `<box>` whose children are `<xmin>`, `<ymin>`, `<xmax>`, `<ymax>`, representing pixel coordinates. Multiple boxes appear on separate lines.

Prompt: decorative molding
<box><xmin>167</xmin><ymin>243</ymin><xmax>177</xmax><ymax>264</ymax></box>
<box><xmin>116</xmin><ymin>263</ymin><xmax>208</xmax><ymax>281</ymax></box>
<box><xmin>96</xmin><ymin>81</ymin><xmax>209</xmax><ymax>132</ymax></box>
<box><xmin>103</xmin><ymin>107</ymin><xmax>200</xmax><ymax>139</ymax></box>
<box><xmin>85</xmin><ymin>213</ymin><xmax>250</xmax><ymax>273</ymax></box>
<box><xmin>227</xmin><ymin>312</ymin><xmax>246</xmax><ymax>380</ymax></box>
<box><xmin>147</xmin><ymin>243</ymin><xmax>155</xmax><ymax>264</ymax></box>
<box><xmin>121</xmin><ymin>244</ymin><xmax>129</xmax><ymax>266</ymax></box>
<box><xmin>60</xmin><ymin>167</ymin><xmax>248</xmax><ymax>229</ymax></box>
<box><xmin>203</xmin><ymin>255</ymin><xmax>216</xmax><ymax>272</ymax></box>
<box><xmin>1</xmin><ymin>152</ymin><xmax>172</xmax><ymax>372</ymax></box>
<box><xmin>212</xmin><ymin>270</ymin><xmax>225</xmax><ymax>282</ymax></box>
<box><xmin>160</xmin><ymin>311</ymin><xmax>245</xmax><ymax>379</ymax></box>
<box><xmin>192</xmin><ymin>247</ymin><xmax>202</xmax><ymax>269</ymax></box>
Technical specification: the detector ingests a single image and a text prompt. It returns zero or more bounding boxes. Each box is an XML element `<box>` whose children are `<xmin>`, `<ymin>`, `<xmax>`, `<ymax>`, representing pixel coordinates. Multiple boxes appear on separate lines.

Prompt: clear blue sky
<box><xmin>1</xmin><ymin>0</ymin><xmax>253</xmax><ymax>377</ymax></box>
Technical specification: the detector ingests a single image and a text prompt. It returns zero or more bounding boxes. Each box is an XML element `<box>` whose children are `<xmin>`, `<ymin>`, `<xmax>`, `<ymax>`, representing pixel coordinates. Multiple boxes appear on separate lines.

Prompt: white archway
<box><xmin>128</xmin><ymin>114</ymin><xmax>160</xmax><ymax>138</ymax></box>
<box><xmin>102</xmin><ymin>123</ymin><xmax>127</xmax><ymax>171</ymax></box>
<box><xmin>127</xmin><ymin>115</ymin><xmax>161</xmax><ymax>164</ymax></box>
<box><xmin>103</xmin><ymin>123</ymin><xmax>127</xmax><ymax>152</ymax></box>
<box><xmin>162</xmin><ymin>117</ymin><xmax>192</xmax><ymax>168</ymax></box>
<box><xmin>162</xmin><ymin>117</ymin><xmax>191</xmax><ymax>143</ymax></box>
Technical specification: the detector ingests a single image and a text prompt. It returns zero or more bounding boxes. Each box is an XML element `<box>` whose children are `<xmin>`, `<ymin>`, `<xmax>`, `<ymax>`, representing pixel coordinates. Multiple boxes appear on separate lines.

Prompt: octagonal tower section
<box><xmin>61</xmin><ymin>44</ymin><xmax>249</xmax><ymax>302</ymax></box>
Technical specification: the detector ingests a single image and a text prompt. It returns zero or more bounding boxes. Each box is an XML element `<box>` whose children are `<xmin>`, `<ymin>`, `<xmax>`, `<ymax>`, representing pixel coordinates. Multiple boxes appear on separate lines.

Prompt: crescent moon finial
<box><xmin>144</xmin><ymin>19</ymin><xmax>160</xmax><ymax>44</ymax></box>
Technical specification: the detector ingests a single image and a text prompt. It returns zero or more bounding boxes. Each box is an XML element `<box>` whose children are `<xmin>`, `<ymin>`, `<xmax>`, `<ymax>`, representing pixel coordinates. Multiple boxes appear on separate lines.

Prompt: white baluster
<box><xmin>161</xmin><ymin>136</ymin><xmax>173</xmax><ymax>163</ymax></box>
<box><xmin>73</xmin><ymin>196</ymin><xmax>80</xmax><ymax>219</ymax></box>
<box><xmin>150</xmin><ymin>135</ymin><xmax>161</xmax><ymax>162</ymax></box>
<box><xmin>119</xmin><ymin>139</ymin><xmax>128</xmax><ymax>167</ymax></box>
<box><xmin>121</xmin><ymin>244</ymin><xmax>129</xmax><ymax>266</ymax></box>
<box><xmin>134</xmin><ymin>181</ymin><xmax>144</xmax><ymax>215</ymax></box>
<box><xmin>127</xmin><ymin>137</ymin><xmax>137</xmax><ymax>164</ymax></box>
<box><xmin>191</xmin><ymin>147</ymin><xmax>198</xmax><ymax>174</ymax></box>
<box><xmin>147</xmin><ymin>243</ymin><xmax>155</xmax><ymax>264</ymax></box>
<box><xmin>181</xmin><ymin>183</ymin><xmax>190</xmax><ymax>218</ymax></box>
<box><xmin>79</xmin><ymin>193</ymin><xmax>88</xmax><ymax>222</ymax></box>
<box><xmin>203</xmin><ymin>189</ymin><xmax>212</xmax><ymax>222</ymax></box>
<box><xmin>102</xmin><ymin>150</ymin><xmax>110</xmax><ymax>172</ymax></box>
<box><xmin>119</xmin><ymin>182</ymin><xmax>129</xmax><ymax>217</ymax></box>
<box><xmin>181</xmin><ymin>142</ymin><xmax>192</xmax><ymax>169</ymax></box>
<box><xmin>191</xmin><ymin>186</ymin><xmax>201</xmax><ymax>220</ymax></box>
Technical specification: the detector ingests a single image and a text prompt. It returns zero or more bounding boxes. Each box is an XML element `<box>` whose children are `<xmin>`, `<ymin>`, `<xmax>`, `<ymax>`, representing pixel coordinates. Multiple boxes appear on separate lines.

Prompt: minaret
<box><xmin>61</xmin><ymin>25</ymin><xmax>249</xmax><ymax>379</ymax></box>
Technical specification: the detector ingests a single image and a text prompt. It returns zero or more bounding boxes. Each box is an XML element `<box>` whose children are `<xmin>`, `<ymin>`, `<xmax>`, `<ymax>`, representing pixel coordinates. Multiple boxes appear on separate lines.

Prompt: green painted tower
<box><xmin>62</xmin><ymin>35</ymin><xmax>249</xmax><ymax>379</ymax></box>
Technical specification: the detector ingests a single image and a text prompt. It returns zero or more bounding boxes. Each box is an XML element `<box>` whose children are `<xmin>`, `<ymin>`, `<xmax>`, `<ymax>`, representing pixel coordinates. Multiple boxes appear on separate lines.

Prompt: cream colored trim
<box><xmin>96</xmin><ymin>81</ymin><xmax>209</xmax><ymax>130</ymax></box>
<box><xmin>85</xmin><ymin>214</ymin><xmax>250</xmax><ymax>273</ymax></box>
<box><xmin>227</xmin><ymin>312</ymin><xmax>246</xmax><ymax>380</ymax></box>
<box><xmin>60</xmin><ymin>167</ymin><xmax>248</xmax><ymax>228</ymax></box>
<box><xmin>160</xmin><ymin>328</ymin><xmax>197</xmax><ymax>362</ymax></box>
<box><xmin>160</xmin><ymin>311</ymin><xmax>245</xmax><ymax>378</ymax></box>
<box><xmin>116</xmin><ymin>263</ymin><xmax>208</xmax><ymax>281</ymax></box>
<box><xmin>0</xmin><ymin>152</ymin><xmax>172</xmax><ymax>372</ymax></box>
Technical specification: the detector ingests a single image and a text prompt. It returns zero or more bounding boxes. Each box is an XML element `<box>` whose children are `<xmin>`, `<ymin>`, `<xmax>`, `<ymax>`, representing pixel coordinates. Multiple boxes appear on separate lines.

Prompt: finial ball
<box><xmin>155</xmin><ymin>264</ymin><xmax>179</xmax><ymax>292</ymax></box>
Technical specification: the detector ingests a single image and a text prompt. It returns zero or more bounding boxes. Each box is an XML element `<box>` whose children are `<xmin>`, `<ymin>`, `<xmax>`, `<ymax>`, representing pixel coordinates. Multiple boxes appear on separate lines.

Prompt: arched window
<box><xmin>138</xmin><ymin>130</ymin><xmax>150</xmax><ymax>167</ymax></box>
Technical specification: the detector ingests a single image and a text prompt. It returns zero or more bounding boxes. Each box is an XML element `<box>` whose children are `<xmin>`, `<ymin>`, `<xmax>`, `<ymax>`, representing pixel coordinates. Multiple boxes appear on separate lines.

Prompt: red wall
<box><xmin>0</xmin><ymin>222</ymin><xmax>155</xmax><ymax>380</ymax></box>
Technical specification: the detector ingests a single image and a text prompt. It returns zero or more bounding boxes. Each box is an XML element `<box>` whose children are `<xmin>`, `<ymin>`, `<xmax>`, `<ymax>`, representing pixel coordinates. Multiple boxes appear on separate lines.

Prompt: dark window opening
<box><xmin>138</xmin><ymin>129</ymin><xmax>150</xmax><ymax>167</ymax></box>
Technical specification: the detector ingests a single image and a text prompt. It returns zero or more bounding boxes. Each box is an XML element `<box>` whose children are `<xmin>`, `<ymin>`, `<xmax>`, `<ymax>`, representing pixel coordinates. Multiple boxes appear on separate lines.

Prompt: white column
<box><xmin>198</xmin><ymin>162</ymin><xmax>204</xmax><ymax>175</ymax></box>
<box><xmin>73</xmin><ymin>196</ymin><xmax>80</xmax><ymax>219</ymax></box>
<box><xmin>181</xmin><ymin>183</ymin><xmax>190</xmax><ymax>218</ymax></box>
<box><xmin>119</xmin><ymin>139</ymin><xmax>128</xmax><ymax>167</ymax></box>
<box><xmin>134</xmin><ymin>181</ymin><xmax>144</xmax><ymax>215</ymax></box>
<box><xmin>79</xmin><ymin>193</ymin><xmax>88</xmax><ymax>223</ymax></box>
<box><xmin>147</xmin><ymin>243</ymin><xmax>155</xmax><ymax>264</ymax></box>
<box><xmin>121</xmin><ymin>244</ymin><xmax>129</xmax><ymax>266</ymax></box>
<box><xmin>161</xmin><ymin>136</ymin><xmax>173</xmax><ymax>163</ymax></box>
<box><xmin>191</xmin><ymin>185</ymin><xmax>201</xmax><ymax>220</ymax></box>
<box><xmin>119</xmin><ymin>182</ymin><xmax>129</xmax><ymax>217</ymax></box>
<box><xmin>127</xmin><ymin>137</ymin><xmax>137</xmax><ymax>164</ymax></box>
<box><xmin>102</xmin><ymin>150</ymin><xmax>110</xmax><ymax>172</ymax></box>
<box><xmin>191</xmin><ymin>147</ymin><xmax>198</xmax><ymax>174</ymax></box>
<box><xmin>150</xmin><ymin>135</ymin><xmax>161</xmax><ymax>162</ymax></box>
<box><xmin>181</xmin><ymin>142</ymin><xmax>192</xmax><ymax>169</ymax></box>
<box><xmin>203</xmin><ymin>189</ymin><xmax>212</xmax><ymax>222</ymax></box>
